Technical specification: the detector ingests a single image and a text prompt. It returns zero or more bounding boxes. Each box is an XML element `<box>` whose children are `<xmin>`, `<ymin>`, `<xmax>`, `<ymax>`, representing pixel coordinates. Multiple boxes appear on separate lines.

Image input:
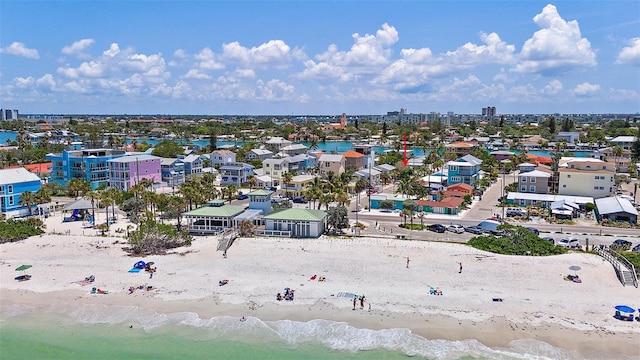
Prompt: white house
<box><xmin>262</xmin><ymin>208</ymin><xmax>327</xmax><ymax>238</ymax></box>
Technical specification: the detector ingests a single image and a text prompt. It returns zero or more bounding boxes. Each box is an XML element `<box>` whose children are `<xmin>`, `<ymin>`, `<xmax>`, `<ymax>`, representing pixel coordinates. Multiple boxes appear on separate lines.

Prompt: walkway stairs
<box><xmin>217</xmin><ymin>229</ymin><xmax>239</xmax><ymax>253</ymax></box>
<box><xmin>597</xmin><ymin>246</ymin><xmax>638</xmax><ymax>287</ymax></box>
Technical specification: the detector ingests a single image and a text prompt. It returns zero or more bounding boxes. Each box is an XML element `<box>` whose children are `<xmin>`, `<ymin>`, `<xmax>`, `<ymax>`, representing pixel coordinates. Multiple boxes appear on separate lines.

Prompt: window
<box><xmin>529</xmin><ymin>185</ymin><xmax>535</xmax><ymax>192</ymax></box>
<box><xmin>593</xmin><ymin>186</ymin><xmax>604</xmax><ymax>190</ymax></box>
<box><xmin>9</xmin><ymin>196</ymin><xmax>14</xmax><ymax>205</ymax></box>
<box><xmin>449</xmin><ymin>165</ymin><xmax>458</xmax><ymax>171</ymax></box>
<box><xmin>521</xmin><ymin>186</ymin><xmax>526</xmax><ymax>192</ymax></box>
<box><xmin>520</xmin><ymin>176</ymin><xmax>527</xmax><ymax>182</ymax></box>
<box><xmin>325</xmin><ymin>163</ymin><xmax>330</xmax><ymax>167</ymax></box>
<box><xmin>567</xmin><ymin>174</ymin><xmax>571</xmax><ymax>178</ymax></box>
<box><xmin>562</xmin><ymin>184</ymin><xmax>566</xmax><ymax>188</ymax></box>
<box><xmin>7</xmin><ymin>185</ymin><xmax>13</xmax><ymax>193</ymax></box>
<box><xmin>451</xmin><ymin>176</ymin><xmax>461</xmax><ymax>182</ymax></box>
<box><xmin>530</xmin><ymin>177</ymin><xmax>536</xmax><ymax>183</ymax></box>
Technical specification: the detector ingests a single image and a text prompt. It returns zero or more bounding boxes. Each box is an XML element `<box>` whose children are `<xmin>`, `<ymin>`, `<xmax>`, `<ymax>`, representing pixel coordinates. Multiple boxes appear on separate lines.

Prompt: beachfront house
<box><xmin>183</xmin><ymin>201</ymin><xmax>247</xmax><ymax>234</ymax></box>
<box><xmin>262</xmin><ymin>208</ymin><xmax>327</xmax><ymax>238</ymax></box>
<box><xmin>0</xmin><ymin>167</ymin><xmax>43</xmax><ymax>218</ymax></box>
<box><xmin>595</xmin><ymin>196</ymin><xmax>638</xmax><ymax>224</ymax></box>
<box><xmin>210</xmin><ymin>150</ymin><xmax>236</xmax><ymax>167</ymax></box>
<box><xmin>445</xmin><ymin>142</ymin><xmax>477</xmax><ymax>158</ymax></box>
<box><xmin>264</xmin><ymin>137</ymin><xmax>292</xmax><ymax>152</ymax></box>
<box><xmin>107</xmin><ymin>155</ymin><xmax>162</xmax><ymax>191</ymax></box>
<box><xmin>353</xmin><ymin>168</ymin><xmax>381</xmax><ymax>190</ymax></box>
<box><xmin>47</xmin><ymin>149</ymin><xmax>126</xmax><ymax>189</ymax></box>
<box><xmin>415</xmin><ymin>197</ymin><xmax>464</xmax><ymax>215</ymax></box>
<box><xmin>220</xmin><ymin>162</ymin><xmax>254</xmax><ymax>186</ymax></box>
<box><xmin>369</xmin><ymin>193</ymin><xmax>409</xmax><ymax>211</ymax></box>
<box><xmin>447</xmin><ymin>155</ymin><xmax>482</xmax><ymax>186</ymax></box>
<box><xmin>280</xmin><ymin>143</ymin><xmax>308</xmax><ymax>156</ymax></box>
<box><xmin>160</xmin><ymin>158</ymin><xmax>186</xmax><ymax>187</ymax></box>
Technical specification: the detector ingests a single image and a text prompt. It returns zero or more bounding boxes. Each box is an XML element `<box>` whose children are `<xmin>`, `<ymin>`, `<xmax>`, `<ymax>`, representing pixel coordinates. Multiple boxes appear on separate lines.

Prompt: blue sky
<box><xmin>1</xmin><ymin>1</ymin><xmax>639</xmax><ymax>115</ymax></box>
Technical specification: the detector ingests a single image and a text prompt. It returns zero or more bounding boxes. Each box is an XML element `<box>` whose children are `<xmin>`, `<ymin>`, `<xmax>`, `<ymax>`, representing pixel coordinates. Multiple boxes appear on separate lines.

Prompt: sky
<box><xmin>1</xmin><ymin>1</ymin><xmax>639</xmax><ymax>116</ymax></box>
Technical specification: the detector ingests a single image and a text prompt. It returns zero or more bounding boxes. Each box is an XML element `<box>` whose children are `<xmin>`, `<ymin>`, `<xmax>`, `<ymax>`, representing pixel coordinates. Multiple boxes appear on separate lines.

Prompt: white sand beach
<box><xmin>1</xmin><ymin>217</ymin><xmax>639</xmax><ymax>358</ymax></box>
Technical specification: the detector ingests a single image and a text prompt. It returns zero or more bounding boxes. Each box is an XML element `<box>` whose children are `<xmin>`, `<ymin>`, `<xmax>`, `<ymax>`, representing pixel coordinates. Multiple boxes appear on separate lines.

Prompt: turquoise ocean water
<box><xmin>0</xmin><ymin>303</ymin><xmax>584</xmax><ymax>360</ymax></box>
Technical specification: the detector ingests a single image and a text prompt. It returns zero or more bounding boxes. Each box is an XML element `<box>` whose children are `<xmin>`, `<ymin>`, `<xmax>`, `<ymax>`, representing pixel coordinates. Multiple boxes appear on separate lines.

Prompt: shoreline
<box><xmin>1</xmin><ymin>233</ymin><xmax>639</xmax><ymax>358</ymax></box>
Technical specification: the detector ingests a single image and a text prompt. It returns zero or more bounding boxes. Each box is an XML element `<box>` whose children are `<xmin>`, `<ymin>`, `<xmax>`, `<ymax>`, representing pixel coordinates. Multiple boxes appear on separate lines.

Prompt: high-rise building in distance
<box><xmin>482</xmin><ymin>106</ymin><xmax>496</xmax><ymax>117</ymax></box>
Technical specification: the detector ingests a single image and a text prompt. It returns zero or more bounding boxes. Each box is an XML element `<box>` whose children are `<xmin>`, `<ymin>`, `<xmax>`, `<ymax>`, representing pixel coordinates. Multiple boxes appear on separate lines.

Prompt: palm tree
<box><xmin>318</xmin><ymin>192</ymin><xmax>334</xmax><ymax>210</ymax></box>
<box><xmin>86</xmin><ymin>190</ymin><xmax>100</xmax><ymax>223</ymax></box>
<box><xmin>18</xmin><ymin>191</ymin><xmax>36</xmax><ymax>216</ymax></box>
<box><xmin>282</xmin><ymin>172</ymin><xmax>294</xmax><ymax>197</ymax></box>
<box><xmin>335</xmin><ymin>191</ymin><xmax>350</xmax><ymax>207</ymax></box>
<box><xmin>100</xmin><ymin>191</ymin><xmax>113</xmax><ymax>225</ymax></box>
<box><xmin>67</xmin><ymin>179</ymin><xmax>84</xmax><ymax>199</ymax></box>
<box><xmin>106</xmin><ymin>188</ymin><xmax>120</xmax><ymax>220</ymax></box>
<box><xmin>246</xmin><ymin>175</ymin><xmax>258</xmax><ymax>192</ymax></box>
<box><xmin>612</xmin><ymin>145</ymin><xmax>623</xmax><ymax>175</ymax></box>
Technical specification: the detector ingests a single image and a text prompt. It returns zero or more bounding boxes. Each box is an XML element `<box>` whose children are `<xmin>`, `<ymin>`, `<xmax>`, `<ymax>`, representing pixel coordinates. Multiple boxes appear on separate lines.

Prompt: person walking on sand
<box><xmin>458</xmin><ymin>262</ymin><xmax>462</xmax><ymax>274</ymax></box>
<box><xmin>353</xmin><ymin>296</ymin><xmax>357</xmax><ymax>310</ymax></box>
<box><xmin>406</xmin><ymin>257</ymin><xmax>410</xmax><ymax>268</ymax></box>
<box><xmin>360</xmin><ymin>295</ymin><xmax>365</xmax><ymax>309</ymax></box>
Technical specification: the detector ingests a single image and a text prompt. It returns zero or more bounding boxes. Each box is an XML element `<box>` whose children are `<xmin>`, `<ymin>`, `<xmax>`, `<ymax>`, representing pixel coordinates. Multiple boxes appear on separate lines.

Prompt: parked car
<box><xmin>632</xmin><ymin>244</ymin><xmax>640</xmax><ymax>253</ymax></box>
<box><xmin>525</xmin><ymin>227</ymin><xmax>540</xmax><ymax>236</ymax></box>
<box><xmin>541</xmin><ymin>236</ymin><xmax>555</xmax><ymax>244</ymax></box>
<box><xmin>447</xmin><ymin>224</ymin><xmax>465</xmax><ymax>234</ymax></box>
<box><xmin>557</xmin><ymin>237</ymin><xmax>580</xmax><ymax>249</ymax></box>
<box><xmin>611</xmin><ymin>239</ymin><xmax>632</xmax><ymax>251</ymax></box>
<box><xmin>428</xmin><ymin>224</ymin><xmax>446</xmax><ymax>233</ymax></box>
<box><xmin>266</xmin><ymin>186</ymin><xmax>278</xmax><ymax>192</ymax></box>
<box><xmin>237</xmin><ymin>194</ymin><xmax>249</xmax><ymax>200</ymax></box>
<box><xmin>292</xmin><ymin>197</ymin><xmax>308</xmax><ymax>204</ymax></box>
<box><xmin>506</xmin><ymin>208</ymin><xmax>526</xmax><ymax>217</ymax></box>
<box><xmin>465</xmin><ymin>226</ymin><xmax>484</xmax><ymax>234</ymax></box>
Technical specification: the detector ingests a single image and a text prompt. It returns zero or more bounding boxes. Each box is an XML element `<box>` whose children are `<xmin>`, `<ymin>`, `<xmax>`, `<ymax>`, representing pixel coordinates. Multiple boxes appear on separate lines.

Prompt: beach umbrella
<box><xmin>615</xmin><ymin>305</ymin><xmax>635</xmax><ymax>313</ymax></box>
<box><xmin>568</xmin><ymin>265</ymin><xmax>581</xmax><ymax>276</ymax></box>
<box><xmin>15</xmin><ymin>264</ymin><xmax>32</xmax><ymax>273</ymax></box>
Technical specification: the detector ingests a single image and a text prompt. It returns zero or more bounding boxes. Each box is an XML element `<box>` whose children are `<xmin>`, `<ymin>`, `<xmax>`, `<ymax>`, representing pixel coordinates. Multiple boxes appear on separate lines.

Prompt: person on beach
<box><xmin>353</xmin><ymin>296</ymin><xmax>357</xmax><ymax>310</ymax></box>
<box><xmin>458</xmin><ymin>262</ymin><xmax>462</xmax><ymax>274</ymax></box>
<box><xmin>406</xmin><ymin>257</ymin><xmax>410</xmax><ymax>268</ymax></box>
<box><xmin>360</xmin><ymin>295</ymin><xmax>365</xmax><ymax>309</ymax></box>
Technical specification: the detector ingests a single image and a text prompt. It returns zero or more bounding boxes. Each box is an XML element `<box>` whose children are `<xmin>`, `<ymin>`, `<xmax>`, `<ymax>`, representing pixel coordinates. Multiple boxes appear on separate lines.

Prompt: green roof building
<box><xmin>263</xmin><ymin>208</ymin><xmax>327</xmax><ymax>238</ymax></box>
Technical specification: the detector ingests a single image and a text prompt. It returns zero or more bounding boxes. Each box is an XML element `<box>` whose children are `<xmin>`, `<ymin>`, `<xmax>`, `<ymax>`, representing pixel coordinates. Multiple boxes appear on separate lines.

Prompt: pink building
<box><xmin>108</xmin><ymin>155</ymin><xmax>161</xmax><ymax>191</ymax></box>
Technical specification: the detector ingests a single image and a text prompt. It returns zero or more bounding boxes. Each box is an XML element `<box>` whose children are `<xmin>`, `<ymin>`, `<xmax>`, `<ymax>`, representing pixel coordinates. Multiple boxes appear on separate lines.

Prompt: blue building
<box><xmin>160</xmin><ymin>158</ymin><xmax>186</xmax><ymax>187</ymax></box>
<box><xmin>220</xmin><ymin>162</ymin><xmax>254</xmax><ymax>186</ymax></box>
<box><xmin>447</xmin><ymin>154</ymin><xmax>482</xmax><ymax>186</ymax></box>
<box><xmin>181</xmin><ymin>154</ymin><xmax>203</xmax><ymax>177</ymax></box>
<box><xmin>46</xmin><ymin>149</ymin><xmax>127</xmax><ymax>189</ymax></box>
<box><xmin>0</xmin><ymin>167</ymin><xmax>42</xmax><ymax>218</ymax></box>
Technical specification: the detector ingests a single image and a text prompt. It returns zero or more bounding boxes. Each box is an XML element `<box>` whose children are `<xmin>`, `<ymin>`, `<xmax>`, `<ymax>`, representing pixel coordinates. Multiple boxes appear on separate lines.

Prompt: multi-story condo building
<box><xmin>445</xmin><ymin>142</ymin><xmax>477</xmax><ymax>158</ymax></box>
<box><xmin>558</xmin><ymin>160</ymin><xmax>615</xmax><ymax>198</ymax></box>
<box><xmin>263</xmin><ymin>157</ymin><xmax>290</xmax><ymax>181</ymax></box>
<box><xmin>47</xmin><ymin>149</ymin><xmax>126</xmax><ymax>189</ymax></box>
<box><xmin>181</xmin><ymin>154</ymin><xmax>203</xmax><ymax>177</ymax></box>
<box><xmin>210</xmin><ymin>150</ymin><xmax>236</xmax><ymax>167</ymax></box>
<box><xmin>107</xmin><ymin>155</ymin><xmax>161</xmax><ymax>191</ymax></box>
<box><xmin>220</xmin><ymin>162</ymin><xmax>254</xmax><ymax>186</ymax></box>
<box><xmin>245</xmin><ymin>149</ymin><xmax>273</xmax><ymax>162</ymax></box>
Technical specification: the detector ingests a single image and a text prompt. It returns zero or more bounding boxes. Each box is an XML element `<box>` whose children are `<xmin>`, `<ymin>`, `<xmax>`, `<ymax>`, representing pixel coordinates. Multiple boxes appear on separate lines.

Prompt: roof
<box><xmin>63</xmin><ymin>198</ymin><xmax>93</xmax><ymax>211</ymax></box>
<box><xmin>611</xmin><ymin>136</ymin><xmax>637</xmax><ymax>142</ymax></box>
<box><xmin>507</xmin><ymin>192</ymin><xmax>593</xmax><ymax>204</ymax></box>
<box><xmin>108</xmin><ymin>155</ymin><xmax>160</xmax><ymax>163</ymax></box>
<box><xmin>318</xmin><ymin>154</ymin><xmax>344</xmax><ymax>162</ymax></box>
<box><xmin>415</xmin><ymin>197</ymin><xmax>464</xmax><ymax>209</ymax></box>
<box><xmin>281</xmin><ymin>144</ymin><xmax>307</xmax><ymax>150</ymax></box>
<box><xmin>447</xmin><ymin>183</ymin><xmax>474</xmax><ymax>191</ymax></box>
<box><xmin>521</xmin><ymin>170</ymin><xmax>551</xmax><ymax>178</ymax></box>
<box><xmin>342</xmin><ymin>150</ymin><xmax>364</xmax><ymax>158</ymax></box>
<box><xmin>160</xmin><ymin>158</ymin><xmax>183</xmax><ymax>166</ymax></box>
<box><xmin>249</xmin><ymin>149</ymin><xmax>273</xmax><ymax>155</ymax></box>
<box><xmin>247</xmin><ymin>189</ymin><xmax>274</xmax><ymax>196</ymax></box>
<box><xmin>458</xmin><ymin>154</ymin><xmax>482</xmax><ymax>165</ymax></box>
<box><xmin>183</xmin><ymin>205</ymin><xmax>247</xmax><ymax>217</ymax></box>
<box><xmin>595</xmin><ymin>196</ymin><xmax>638</xmax><ymax>216</ymax></box>
<box><xmin>211</xmin><ymin>149</ymin><xmax>235</xmax><ymax>155</ymax></box>
<box><xmin>263</xmin><ymin>208</ymin><xmax>327</xmax><ymax>221</ymax></box>
<box><xmin>490</xmin><ymin>151</ymin><xmax>515</xmax><ymax>156</ymax></box>
<box><xmin>446</xmin><ymin>142</ymin><xmax>475</xmax><ymax>148</ymax></box>
<box><xmin>0</xmin><ymin>167</ymin><xmax>42</xmax><ymax>185</ymax></box>
<box><xmin>183</xmin><ymin>154</ymin><xmax>200</xmax><ymax>163</ymax></box>
<box><xmin>292</xmin><ymin>174</ymin><xmax>315</xmax><ymax>182</ymax></box>
<box><xmin>374</xmin><ymin>164</ymin><xmax>395</xmax><ymax>172</ymax></box>
<box><xmin>234</xmin><ymin>209</ymin><xmax>263</xmax><ymax>221</ymax></box>
<box><xmin>355</xmin><ymin>168</ymin><xmax>381</xmax><ymax>177</ymax></box>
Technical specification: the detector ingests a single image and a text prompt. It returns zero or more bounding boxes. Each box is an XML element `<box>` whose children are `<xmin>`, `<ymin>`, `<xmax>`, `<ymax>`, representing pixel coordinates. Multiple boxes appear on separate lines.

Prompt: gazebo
<box><xmin>62</xmin><ymin>198</ymin><xmax>94</xmax><ymax>222</ymax></box>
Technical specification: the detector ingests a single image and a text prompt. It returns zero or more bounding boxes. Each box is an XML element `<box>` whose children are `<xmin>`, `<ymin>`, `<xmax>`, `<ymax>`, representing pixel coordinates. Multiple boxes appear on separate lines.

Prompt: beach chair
<box><xmin>429</xmin><ymin>286</ymin><xmax>436</xmax><ymax>295</ymax></box>
<box><xmin>614</xmin><ymin>310</ymin><xmax>621</xmax><ymax>319</ymax></box>
<box><xmin>626</xmin><ymin>314</ymin><xmax>634</xmax><ymax>321</ymax></box>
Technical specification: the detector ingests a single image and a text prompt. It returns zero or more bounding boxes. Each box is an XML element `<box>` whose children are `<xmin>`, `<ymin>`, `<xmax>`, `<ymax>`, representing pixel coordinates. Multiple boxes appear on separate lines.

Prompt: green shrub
<box><xmin>468</xmin><ymin>225</ymin><xmax>566</xmax><ymax>256</ymax></box>
<box><xmin>0</xmin><ymin>218</ymin><xmax>45</xmax><ymax>243</ymax></box>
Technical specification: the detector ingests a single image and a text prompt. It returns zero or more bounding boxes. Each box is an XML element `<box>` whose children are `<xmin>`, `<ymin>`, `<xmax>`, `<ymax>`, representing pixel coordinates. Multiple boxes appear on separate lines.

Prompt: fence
<box><xmin>597</xmin><ymin>246</ymin><xmax>638</xmax><ymax>288</ymax></box>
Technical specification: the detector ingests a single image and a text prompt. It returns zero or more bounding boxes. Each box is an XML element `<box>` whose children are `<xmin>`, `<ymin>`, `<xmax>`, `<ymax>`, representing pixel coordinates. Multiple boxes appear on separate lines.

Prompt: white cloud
<box><xmin>544</xmin><ymin>79</ymin><xmax>563</xmax><ymax>95</ymax></box>
<box><xmin>445</xmin><ymin>32</ymin><xmax>516</xmax><ymax>65</ymax></box>
<box><xmin>62</xmin><ymin>39</ymin><xmax>95</xmax><ymax>55</ymax></box>
<box><xmin>615</xmin><ymin>37</ymin><xmax>640</xmax><ymax>66</ymax></box>
<box><xmin>173</xmin><ymin>49</ymin><xmax>187</xmax><ymax>58</ymax></box>
<box><xmin>221</xmin><ymin>40</ymin><xmax>294</xmax><ymax>68</ymax></box>
<box><xmin>573</xmin><ymin>82</ymin><xmax>600</xmax><ymax>96</ymax></box>
<box><xmin>195</xmin><ymin>47</ymin><xmax>224</xmax><ymax>70</ymax></box>
<box><xmin>183</xmin><ymin>69</ymin><xmax>211</xmax><ymax>80</ymax></box>
<box><xmin>0</xmin><ymin>42</ymin><xmax>39</xmax><ymax>59</ymax></box>
<box><xmin>515</xmin><ymin>4</ymin><xmax>596</xmax><ymax>75</ymax></box>
<box><xmin>36</xmin><ymin>74</ymin><xmax>56</xmax><ymax>90</ymax></box>
<box><xmin>103</xmin><ymin>43</ymin><xmax>121</xmax><ymax>57</ymax></box>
